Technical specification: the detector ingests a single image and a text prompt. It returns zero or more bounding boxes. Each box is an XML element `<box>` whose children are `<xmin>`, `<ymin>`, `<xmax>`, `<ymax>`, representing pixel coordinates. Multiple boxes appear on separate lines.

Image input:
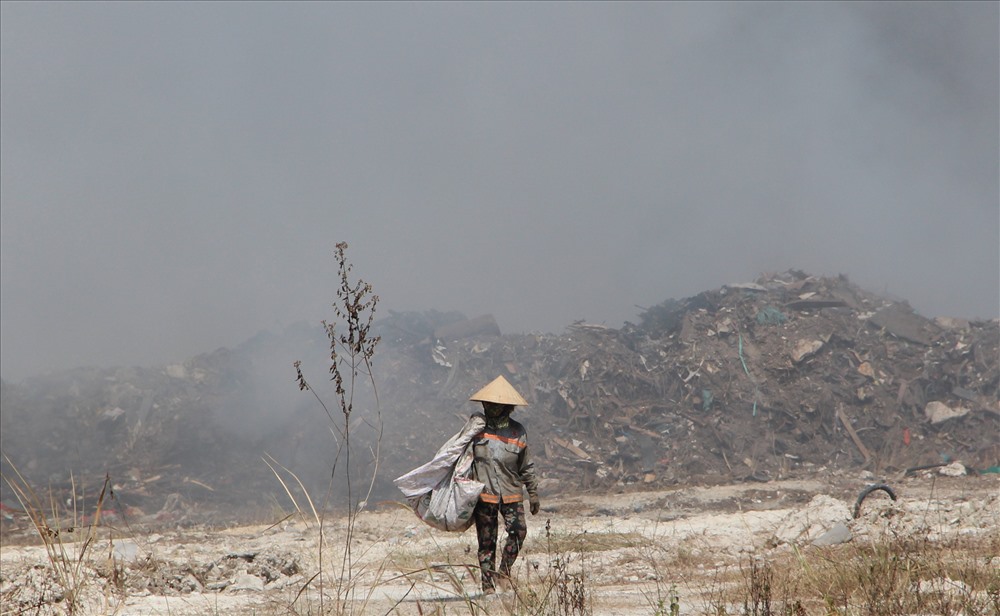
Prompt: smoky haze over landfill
<box><xmin>1</xmin><ymin>3</ymin><xmax>998</xmax><ymax>384</ymax></box>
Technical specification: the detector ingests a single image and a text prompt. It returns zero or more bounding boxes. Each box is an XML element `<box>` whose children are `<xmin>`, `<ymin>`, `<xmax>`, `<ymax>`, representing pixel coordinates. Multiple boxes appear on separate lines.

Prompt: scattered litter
<box><xmin>938</xmin><ymin>461</ymin><xmax>968</xmax><ymax>477</ymax></box>
<box><xmin>924</xmin><ymin>401</ymin><xmax>971</xmax><ymax>425</ymax></box>
<box><xmin>755</xmin><ymin>307</ymin><xmax>787</xmax><ymax>326</ymax></box>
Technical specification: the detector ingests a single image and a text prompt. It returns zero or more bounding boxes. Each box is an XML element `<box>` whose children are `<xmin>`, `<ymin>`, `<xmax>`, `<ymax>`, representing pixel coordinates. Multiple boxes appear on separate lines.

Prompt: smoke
<box><xmin>1</xmin><ymin>3</ymin><xmax>997</xmax><ymax>382</ymax></box>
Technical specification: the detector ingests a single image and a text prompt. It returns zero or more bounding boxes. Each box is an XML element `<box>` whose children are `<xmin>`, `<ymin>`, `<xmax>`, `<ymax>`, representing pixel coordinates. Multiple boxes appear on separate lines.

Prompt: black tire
<box><xmin>853</xmin><ymin>483</ymin><xmax>897</xmax><ymax>519</ymax></box>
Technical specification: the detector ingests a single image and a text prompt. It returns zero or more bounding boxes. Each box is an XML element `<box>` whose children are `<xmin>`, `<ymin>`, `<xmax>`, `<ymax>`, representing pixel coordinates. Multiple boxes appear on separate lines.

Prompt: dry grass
<box><xmin>387</xmin><ymin>539</ymin><xmax>473</xmax><ymax>574</ymax></box>
<box><xmin>534</xmin><ymin>528</ymin><xmax>647</xmax><ymax>555</ymax></box>
<box><xmin>0</xmin><ymin>458</ymin><xmax>133</xmax><ymax>615</ymax></box>
<box><xmin>689</xmin><ymin>533</ymin><xmax>1000</xmax><ymax>616</ymax></box>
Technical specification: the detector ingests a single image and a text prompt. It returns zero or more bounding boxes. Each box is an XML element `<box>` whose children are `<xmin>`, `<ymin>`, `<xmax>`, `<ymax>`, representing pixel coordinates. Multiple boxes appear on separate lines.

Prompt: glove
<box><xmin>529</xmin><ymin>496</ymin><xmax>540</xmax><ymax>515</ymax></box>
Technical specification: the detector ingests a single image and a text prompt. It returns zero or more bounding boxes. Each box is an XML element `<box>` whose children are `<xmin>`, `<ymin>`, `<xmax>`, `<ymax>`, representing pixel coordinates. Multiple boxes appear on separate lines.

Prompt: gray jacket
<box><xmin>472</xmin><ymin>418</ymin><xmax>539</xmax><ymax>505</ymax></box>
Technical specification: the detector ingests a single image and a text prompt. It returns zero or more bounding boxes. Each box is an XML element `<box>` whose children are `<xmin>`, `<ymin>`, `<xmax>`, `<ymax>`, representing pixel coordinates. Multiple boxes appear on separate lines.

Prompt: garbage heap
<box><xmin>1</xmin><ymin>271</ymin><xmax>996</xmax><ymax>521</ymax></box>
<box><xmin>374</xmin><ymin>270</ymin><xmax>998</xmax><ymax>494</ymax></box>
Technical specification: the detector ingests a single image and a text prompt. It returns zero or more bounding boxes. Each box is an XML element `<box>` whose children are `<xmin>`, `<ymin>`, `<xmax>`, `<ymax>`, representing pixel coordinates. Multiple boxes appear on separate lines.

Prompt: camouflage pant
<box><xmin>473</xmin><ymin>500</ymin><xmax>527</xmax><ymax>591</ymax></box>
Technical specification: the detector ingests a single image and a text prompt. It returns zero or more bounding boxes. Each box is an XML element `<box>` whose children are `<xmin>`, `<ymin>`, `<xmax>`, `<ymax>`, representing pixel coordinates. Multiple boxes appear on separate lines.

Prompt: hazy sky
<box><xmin>2</xmin><ymin>2</ymin><xmax>998</xmax><ymax>382</ymax></box>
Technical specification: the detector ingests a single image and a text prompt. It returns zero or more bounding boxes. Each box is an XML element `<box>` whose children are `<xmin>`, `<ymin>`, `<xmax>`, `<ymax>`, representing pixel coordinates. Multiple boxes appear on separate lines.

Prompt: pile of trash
<box><xmin>1</xmin><ymin>271</ymin><xmax>996</xmax><ymax>522</ymax></box>
<box><xmin>374</xmin><ymin>270</ymin><xmax>998</xmax><ymax>494</ymax></box>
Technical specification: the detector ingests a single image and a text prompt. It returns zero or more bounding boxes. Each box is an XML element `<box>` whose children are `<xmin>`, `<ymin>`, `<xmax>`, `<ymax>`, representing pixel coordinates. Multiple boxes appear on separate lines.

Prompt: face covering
<box><xmin>483</xmin><ymin>402</ymin><xmax>512</xmax><ymax>429</ymax></box>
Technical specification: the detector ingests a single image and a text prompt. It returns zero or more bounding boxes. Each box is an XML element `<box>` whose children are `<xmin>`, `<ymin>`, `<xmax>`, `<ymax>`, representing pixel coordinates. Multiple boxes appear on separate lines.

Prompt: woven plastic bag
<box><xmin>394</xmin><ymin>414</ymin><xmax>485</xmax><ymax>532</ymax></box>
<box><xmin>409</xmin><ymin>453</ymin><xmax>482</xmax><ymax>531</ymax></box>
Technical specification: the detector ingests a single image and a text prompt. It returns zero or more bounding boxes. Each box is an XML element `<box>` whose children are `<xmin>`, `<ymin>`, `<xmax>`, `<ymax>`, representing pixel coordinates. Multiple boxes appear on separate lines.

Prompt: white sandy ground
<box><xmin>2</xmin><ymin>475</ymin><xmax>997</xmax><ymax>615</ymax></box>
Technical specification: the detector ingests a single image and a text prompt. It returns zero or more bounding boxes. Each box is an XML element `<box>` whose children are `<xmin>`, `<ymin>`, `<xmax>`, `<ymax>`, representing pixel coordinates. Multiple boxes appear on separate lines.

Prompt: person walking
<box><xmin>468</xmin><ymin>375</ymin><xmax>540</xmax><ymax>594</ymax></box>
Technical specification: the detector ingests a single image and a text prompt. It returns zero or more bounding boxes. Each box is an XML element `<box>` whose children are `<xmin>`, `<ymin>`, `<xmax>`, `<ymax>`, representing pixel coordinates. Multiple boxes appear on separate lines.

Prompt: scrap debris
<box><xmin>2</xmin><ymin>270</ymin><xmax>997</xmax><ymax>523</ymax></box>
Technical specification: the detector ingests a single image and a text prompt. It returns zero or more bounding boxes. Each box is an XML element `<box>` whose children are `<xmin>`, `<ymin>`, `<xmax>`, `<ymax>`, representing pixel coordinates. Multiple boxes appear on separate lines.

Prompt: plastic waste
<box><xmin>394</xmin><ymin>413</ymin><xmax>486</xmax><ymax>532</ymax></box>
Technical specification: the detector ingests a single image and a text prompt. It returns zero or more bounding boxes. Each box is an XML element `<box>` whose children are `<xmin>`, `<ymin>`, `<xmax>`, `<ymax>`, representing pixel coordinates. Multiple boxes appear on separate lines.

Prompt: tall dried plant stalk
<box><xmin>292</xmin><ymin>241</ymin><xmax>381</xmax><ymax>615</ymax></box>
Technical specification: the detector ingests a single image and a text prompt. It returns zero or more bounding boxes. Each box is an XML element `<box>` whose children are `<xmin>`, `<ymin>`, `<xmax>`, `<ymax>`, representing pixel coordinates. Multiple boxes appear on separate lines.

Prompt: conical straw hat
<box><xmin>469</xmin><ymin>375</ymin><xmax>529</xmax><ymax>406</ymax></box>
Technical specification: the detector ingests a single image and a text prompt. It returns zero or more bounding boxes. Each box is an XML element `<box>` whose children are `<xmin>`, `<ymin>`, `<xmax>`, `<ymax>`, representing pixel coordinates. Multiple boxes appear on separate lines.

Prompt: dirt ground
<box><xmin>2</xmin><ymin>472</ymin><xmax>997</xmax><ymax>615</ymax></box>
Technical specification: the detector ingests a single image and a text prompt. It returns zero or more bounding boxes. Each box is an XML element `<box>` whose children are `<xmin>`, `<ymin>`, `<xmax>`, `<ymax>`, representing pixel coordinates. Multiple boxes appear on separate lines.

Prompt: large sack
<box><xmin>394</xmin><ymin>414</ymin><xmax>485</xmax><ymax>531</ymax></box>
<box><xmin>408</xmin><ymin>467</ymin><xmax>483</xmax><ymax>531</ymax></box>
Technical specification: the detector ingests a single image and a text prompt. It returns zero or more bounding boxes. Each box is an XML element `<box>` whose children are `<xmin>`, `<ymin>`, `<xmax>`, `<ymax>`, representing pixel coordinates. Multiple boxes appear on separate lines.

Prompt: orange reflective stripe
<box><xmin>479</xmin><ymin>493</ymin><xmax>523</xmax><ymax>504</ymax></box>
<box><xmin>481</xmin><ymin>433</ymin><xmax>526</xmax><ymax>448</ymax></box>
